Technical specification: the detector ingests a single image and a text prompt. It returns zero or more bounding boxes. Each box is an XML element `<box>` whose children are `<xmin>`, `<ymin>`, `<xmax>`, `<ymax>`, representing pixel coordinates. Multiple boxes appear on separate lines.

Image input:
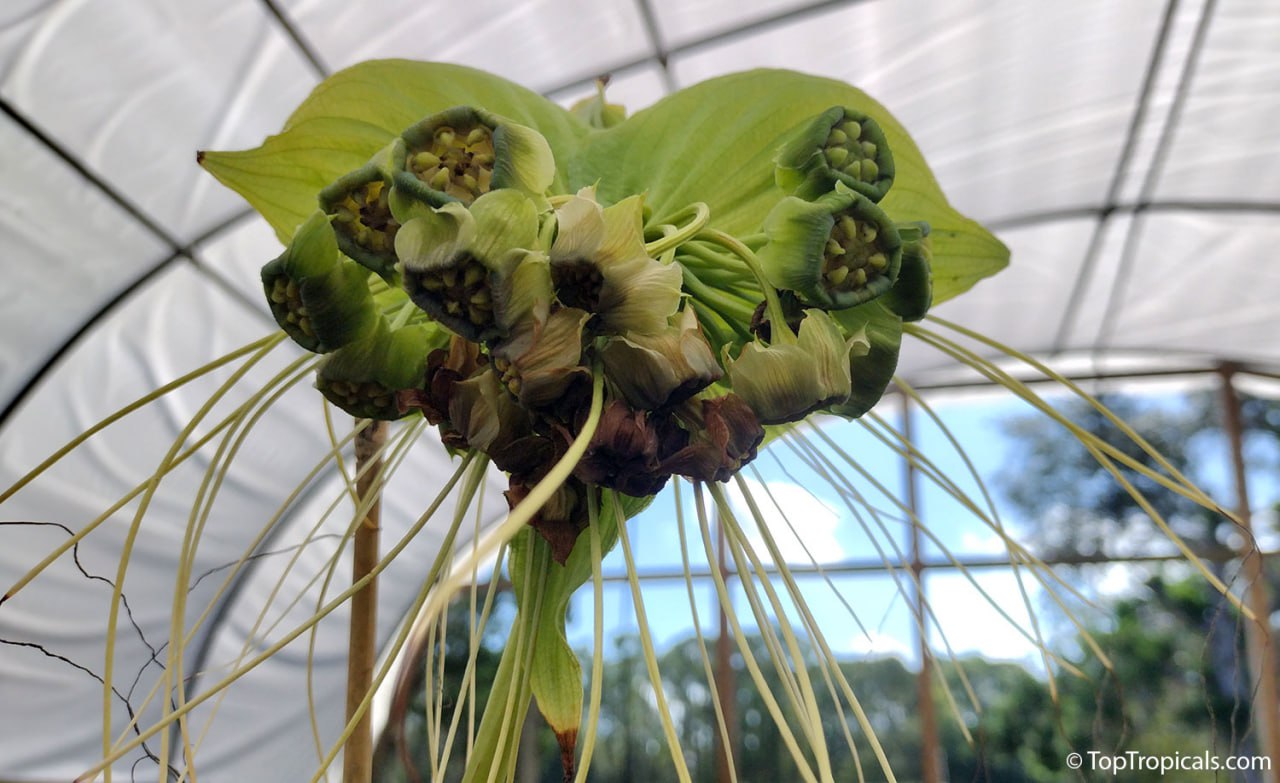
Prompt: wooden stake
<box><xmin>344</xmin><ymin>419</ymin><xmax>387</xmax><ymax>783</ymax></box>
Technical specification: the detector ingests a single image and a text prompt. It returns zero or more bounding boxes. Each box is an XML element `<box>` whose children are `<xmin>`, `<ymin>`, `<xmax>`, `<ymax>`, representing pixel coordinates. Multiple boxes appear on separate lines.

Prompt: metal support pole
<box><xmin>901</xmin><ymin>394</ymin><xmax>943</xmax><ymax>783</ymax></box>
<box><xmin>1220</xmin><ymin>363</ymin><xmax>1280</xmax><ymax>778</ymax></box>
<box><xmin>344</xmin><ymin>419</ymin><xmax>386</xmax><ymax>783</ymax></box>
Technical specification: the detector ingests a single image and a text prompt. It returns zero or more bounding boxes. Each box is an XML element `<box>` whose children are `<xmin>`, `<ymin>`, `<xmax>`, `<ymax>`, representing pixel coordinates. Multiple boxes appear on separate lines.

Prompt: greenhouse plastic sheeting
<box><xmin>1</xmin><ymin>0</ymin><xmax>1278</xmax><ymax>779</ymax></box>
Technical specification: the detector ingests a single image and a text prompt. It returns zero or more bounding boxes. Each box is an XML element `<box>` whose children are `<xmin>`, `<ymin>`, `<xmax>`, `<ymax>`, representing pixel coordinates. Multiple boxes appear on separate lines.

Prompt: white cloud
<box><xmin>847</xmin><ymin>631</ymin><xmax>913</xmax><ymax>659</ymax></box>
<box><xmin>724</xmin><ymin>478</ymin><xmax>846</xmax><ymax>565</ymax></box>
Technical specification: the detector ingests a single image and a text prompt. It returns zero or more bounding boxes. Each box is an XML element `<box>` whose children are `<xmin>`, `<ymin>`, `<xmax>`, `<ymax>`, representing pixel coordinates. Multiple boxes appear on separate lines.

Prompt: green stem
<box><xmin>645</xmin><ymin>202</ymin><xmax>710</xmax><ymax>257</ymax></box>
<box><xmin>698</xmin><ymin>229</ymin><xmax>794</xmax><ymax>344</ymax></box>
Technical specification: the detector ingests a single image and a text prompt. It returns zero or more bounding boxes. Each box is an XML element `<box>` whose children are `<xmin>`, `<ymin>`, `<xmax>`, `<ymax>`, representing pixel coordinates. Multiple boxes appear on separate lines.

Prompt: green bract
<box><xmin>315</xmin><ymin>321</ymin><xmax>441</xmax><ymax>420</ymax></box>
<box><xmin>759</xmin><ymin>183</ymin><xmax>903</xmax><ymax>310</ymax></box>
<box><xmin>775</xmin><ymin>105</ymin><xmax>896</xmax><ymax>203</ymax></box>
<box><xmin>725</xmin><ymin>309</ymin><xmax>866</xmax><ymax>425</ymax></box>
<box><xmin>260</xmin><ymin>210</ymin><xmax>378</xmax><ymax>353</ymax></box>
<box><xmin>397</xmin><ymin>189</ymin><xmax>543</xmax><ymax>343</ymax></box>
<box><xmin>399</xmin><ymin>105</ymin><xmax>556</xmax><ymax>205</ymax></box>
<box><xmin>550</xmin><ymin>188</ymin><xmax>682</xmax><ymax>336</ymax></box>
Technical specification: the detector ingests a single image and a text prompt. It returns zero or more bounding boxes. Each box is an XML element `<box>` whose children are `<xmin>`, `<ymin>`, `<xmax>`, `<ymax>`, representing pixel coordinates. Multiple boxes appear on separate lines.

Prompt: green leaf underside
<box><xmin>202</xmin><ymin>62</ymin><xmax>1006</xmax><ymax>305</ymax></box>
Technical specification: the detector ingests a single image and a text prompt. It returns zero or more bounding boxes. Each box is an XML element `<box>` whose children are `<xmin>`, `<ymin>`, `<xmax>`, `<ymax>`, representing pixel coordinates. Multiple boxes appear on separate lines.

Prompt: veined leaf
<box><xmin>199</xmin><ymin>60</ymin><xmax>587</xmax><ymax>242</ymax></box>
<box><xmin>570</xmin><ymin>69</ymin><xmax>1008</xmax><ymax>303</ymax></box>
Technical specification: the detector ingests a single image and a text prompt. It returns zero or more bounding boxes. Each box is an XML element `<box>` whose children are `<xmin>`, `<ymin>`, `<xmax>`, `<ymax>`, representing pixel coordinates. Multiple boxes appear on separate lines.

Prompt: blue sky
<box><xmin>560</xmin><ymin>386</ymin><xmax>1280</xmax><ymax>675</ymax></box>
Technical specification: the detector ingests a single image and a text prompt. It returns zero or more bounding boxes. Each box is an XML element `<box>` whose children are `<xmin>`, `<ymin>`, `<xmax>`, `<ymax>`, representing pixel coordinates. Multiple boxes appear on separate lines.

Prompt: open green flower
<box><xmin>725</xmin><ymin>309</ymin><xmax>866</xmax><ymax>424</ymax></box>
<box><xmin>397</xmin><ymin>189</ymin><xmax>546</xmax><ymax>343</ymax></box>
<box><xmin>398</xmin><ymin>106</ymin><xmax>555</xmax><ymax>205</ymax></box>
<box><xmin>317</xmin><ymin>139</ymin><xmax>407</xmax><ymax>282</ymax></box>
<box><xmin>549</xmin><ymin>187</ymin><xmax>682</xmax><ymax>336</ymax></box>
<box><xmin>315</xmin><ymin>321</ymin><xmax>442</xmax><ymax>420</ymax></box>
<box><xmin>599</xmin><ymin>307</ymin><xmax>723</xmax><ymax>410</ymax></box>
<box><xmin>490</xmin><ymin>306</ymin><xmax>593</xmax><ymax>410</ymax></box>
<box><xmin>261</xmin><ymin>210</ymin><xmax>378</xmax><ymax>353</ymax></box>
<box><xmin>758</xmin><ymin>183</ymin><xmax>903</xmax><ymax>310</ymax></box>
<box><xmin>775</xmin><ymin>106</ymin><xmax>896</xmax><ymax>202</ymax></box>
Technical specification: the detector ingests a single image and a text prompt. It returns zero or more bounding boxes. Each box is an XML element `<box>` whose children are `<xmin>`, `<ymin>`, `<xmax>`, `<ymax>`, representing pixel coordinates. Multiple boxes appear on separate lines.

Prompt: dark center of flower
<box><xmin>552</xmin><ymin>259</ymin><xmax>603</xmax><ymax>312</ymax></box>
<box><xmin>316</xmin><ymin>377</ymin><xmax>394</xmax><ymax>415</ymax></box>
<box><xmin>412</xmin><ymin>254</ymin><xmax>494</xmax><ymax>330</ymax></box>
<box><xmin>824</xmin><ymin>119</ymin><xmax>881</xmax><ymax>185</ymax></box>
<box><xmin>267</xmin><ymin>277</ymin><xmax>314</xmax><ymax>338</ymax></box>
<box><xmin>332</xmin><ymin>179</ymin><xmax>398</xmax><ymax>254</ymax></box>
<box><xmin>822</xmin><ymin>213</ymin><xmax>890</xmax><ymax>293</ymax></box>
<box><xmin>407</xmin><ymin>124</ymin><xmax>496</xmax><ymax>204</ymax></box>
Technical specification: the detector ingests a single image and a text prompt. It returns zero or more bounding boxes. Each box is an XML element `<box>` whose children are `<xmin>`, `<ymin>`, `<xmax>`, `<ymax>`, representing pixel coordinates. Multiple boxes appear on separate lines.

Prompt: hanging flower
<box><xmin>757</xmin><ymin>183</ymin><xmax>904</xmax><ymax>310</ymax></box>
<box><xmin>880</xmin><ymin>224</ymin><xmax>933</xmax><ymax>322</ymax></box>
<box><xmin>260</xmin><ymin>210</ymin><xmax>378</xmax><ymax>353</ymax></box>
<box><xmin>775</xmin><ymin>106</ymin><xmax>896</xmax><ymax>203</ymax></box>
<box><xmin>398</xmin><ymin>106</ymin><xmax>556</xmax><ymax>205</ymax></box>
<box><xmin>599</xmin><ymin>307</ymin><xmax>723</xmax><ymax>410</ymax></box>
<box><xmin>396</xmin><ymin>189</ymin><xmax>547</xmax><ymax>343</ymax></box>
<box><xmin>572</xmin><ymin>400</ymin><xmax>668</xmax><ymax>497</ymax></box>
<box><xmin>315</xmin><ymin>321</ymin><xmax>442</xmax><ymax>420</ymax></box>
<box><xmin>549</xmin><ymin>187</ymin><xmax>682</xmax><ymax>336</ymax></box>
<box><xmin>725</xmin><ymin>309</ymin><xmax>867</xmax><ymax>425</ymax></box>
<box><xmin>489</xmin><ymin>306</ymin><xmax>593</xmax><ymax>410</ymax></box>
<box><xmin>658</xmin><ymin>393</ymin><xmax>766</xmax><ymax>483</ymax></box>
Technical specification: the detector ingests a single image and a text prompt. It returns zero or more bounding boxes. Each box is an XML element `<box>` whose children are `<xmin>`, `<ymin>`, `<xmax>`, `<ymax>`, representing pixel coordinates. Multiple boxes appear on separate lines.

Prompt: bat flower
<box><xmin>774</xmin><ymin>106</ymin><xmax>896</xmax><ymax>203</ymax></box>
<box><xmin>572</xmin><ymin>400</ymin><xmax>669</xmax><ymax>498</ymax></box>
<box><xmin>446</xmin><ymin>367</ymin><xmax>555</xmax><ymax>477</ymax></box>
<box><xmin>658</xmin><ymin>393</ymin><xmax>766</xmax><ymax>483</ymax></box>
<box><xmin>398</xmin><ymin>106</ymin><xmax>555</xmax><ymax>206</ymax></box>
<box><xmin>395</xmin><ymin>334</ymin><xmax>487</xmax><ymax>427</ymax></box>
<box><xmin>397</xmin><ymin>189</ymin><xmax>546</xmax><ymax>343</ymax></box>
<box><xmin>599</xmin><ymin>307</ymin><xmax>723</xmax><ymax>411</ymax></box>
<box><xmin>489</xmin><ymin>305</ymin><xmax>593</xmax><ymax>410</ymax></box>
<box><xmin>549</xmin><ymin>187</ymin><xmax>682</xmax><ymax>336</ymax></box>
<box><xmin>318</xmin><ymin>139</ymin><xmax>408</xmax><ymax>282</ymax></box>
<box><xmin>725</xmin><ymin>309</ymin><xmax>868</xmax><ymax>425</ymax></box>
<box><xmin>260</xmin><ymin>210</ymin><xmax>378</xmax><ymax>353</ymax></box>
<box><xmin>315</xmin><ymin>321</ymin><xmax>442</xmax><ymax>421</ymax></box>
<box><xmin>758</xmin><ymin>183</ymin><xmax>904</xmax><ymax>310</ymax></box>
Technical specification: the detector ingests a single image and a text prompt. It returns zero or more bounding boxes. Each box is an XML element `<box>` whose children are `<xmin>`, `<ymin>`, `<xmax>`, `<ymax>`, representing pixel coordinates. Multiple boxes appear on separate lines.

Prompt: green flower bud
<box><xmin>758</xmin><ymin>184</ymin><xmax>903</xmax><ymax>310</ymax></box>
<box><xmin>399</xmin><ymin>106</ymin><xmax>555</xmax><ymax>205</ymax></box>
<box><xmin>829</xmin><ymin>302</ymin><xmax>902</xmax><ymax>420</ymax></box>
<box><xmin>569</xmin><ymin>83</ymin><xmax>627</xmax><ymax>130</ymax></box>
<box><xmin>600</xmin><ymin>307</ymin><xmax>723</xmax><ymax>410</ymax></box>
<box><xmin>490</xmin><ymin>306</ymin><xmax>592</xmax><ymax>409</ymax></box>
<box><xmin>315</xmin><ymin>321</ymin><xmax>440</xmax><ymax>420</ymax></box>
<box><xmin>318</xmin><ymin>139</ymin><xmax>407</xmax><ymax>282</ymax></box>
<box><xmin>260</xmin><ymin>210</ymin><xmax>378</xmax><ymax>353</ymax></box>
<box><xmin>881</xmin><ymin>226</ymin><xmax>933</xmax><ymax>322</ymax></box>
<box><xmin>725</xmin><ymin>309</ymin><xmax>864</xmax><ymax>425</ymax></box>
<box><xmin>775</xmin><ymin>106</ymin><xmax>895</xmax><ymax>203</ymax></box>
<box><xmin>397</xmin><ymin>189</ymin><xmax>544</xmax><ymax>343</ymax></box>
<box><xmin>550</xmin><ymin>188</ymin><xmax>682</xmax><ymax>336</ymax></box>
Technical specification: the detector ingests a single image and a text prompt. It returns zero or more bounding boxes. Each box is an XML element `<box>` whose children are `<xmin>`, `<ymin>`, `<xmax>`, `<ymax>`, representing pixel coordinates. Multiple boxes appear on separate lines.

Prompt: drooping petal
<box><xmin>725</xmin><ymin>309</ymin><xmax>854</xmax><ymax>424</ymax></box>
<box><xmin>600</xmin><ymin>307</ymin><xmax>723</xmax><ymax>410</ymax></box>
<box><xmin>550</xmin><ymin>186</ymin><xmax>606</xmax><ymax>262</ymax></box>
<box><xmin>491</xmin><ymin>306</ymin><xmax>592</xmax><ymax>409</ymax></box>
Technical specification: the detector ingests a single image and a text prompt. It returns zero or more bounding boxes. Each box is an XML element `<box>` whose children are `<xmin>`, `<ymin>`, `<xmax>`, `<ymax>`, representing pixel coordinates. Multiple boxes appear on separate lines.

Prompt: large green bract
<box><xmin>199</xmin><ymin>60</ymin><xmax>1008</xmax><ymax>781</ymax></box>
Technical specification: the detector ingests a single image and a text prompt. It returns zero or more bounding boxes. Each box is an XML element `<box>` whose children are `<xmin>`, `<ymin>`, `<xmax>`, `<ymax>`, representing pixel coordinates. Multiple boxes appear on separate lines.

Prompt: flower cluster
<box><xmin>260</xmin><ymin>103</ymin><xmax>933</xmax><ymax>563</ymax></box>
